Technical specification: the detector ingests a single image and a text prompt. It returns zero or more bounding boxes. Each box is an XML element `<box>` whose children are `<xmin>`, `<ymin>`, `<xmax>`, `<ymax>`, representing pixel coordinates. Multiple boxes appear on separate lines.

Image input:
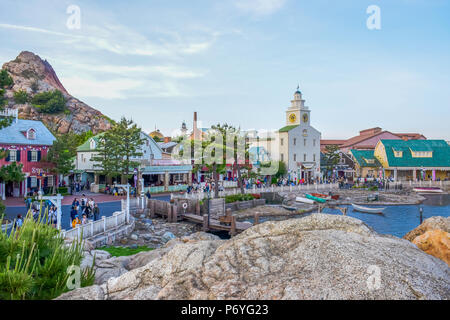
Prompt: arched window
<box><xmin>27</xmin><ymin>128</ymin><xmax>36</xmax><ymax>140</ymax></box>
<box><xmin>302</xmin><ymin>129</ymin><xmax>307</xmax><ymax>137</ymax></box>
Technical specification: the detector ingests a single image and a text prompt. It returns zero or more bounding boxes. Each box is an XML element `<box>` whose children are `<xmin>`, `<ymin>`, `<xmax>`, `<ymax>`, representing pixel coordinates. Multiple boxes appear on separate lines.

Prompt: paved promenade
<box><xmin>3</xmin><ymin>193</ymin><xmax>171</xmax><ymax>230</ymax></box>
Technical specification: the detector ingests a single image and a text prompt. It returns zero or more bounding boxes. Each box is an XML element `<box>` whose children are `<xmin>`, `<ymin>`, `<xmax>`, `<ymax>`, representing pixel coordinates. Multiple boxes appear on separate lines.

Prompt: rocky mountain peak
<box><xmin>1</xmin><ymin>51</ymin><xmax>111</xmax><ymax>134</ymax></box>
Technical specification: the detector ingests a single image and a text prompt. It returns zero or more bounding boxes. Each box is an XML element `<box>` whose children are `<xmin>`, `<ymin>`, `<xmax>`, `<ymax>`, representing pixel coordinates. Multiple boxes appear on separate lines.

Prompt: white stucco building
<box><xmin>278</xmin><ymin>86</ymin><xmax>321</xmax><ymax>181</ymax></box>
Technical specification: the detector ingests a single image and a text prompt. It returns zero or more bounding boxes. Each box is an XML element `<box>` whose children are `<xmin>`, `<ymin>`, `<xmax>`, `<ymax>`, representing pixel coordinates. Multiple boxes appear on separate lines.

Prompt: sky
<box><xmin>0</xmin><ymin>0</ymin><xmax>449</xmax><ymax>140</ymax></box>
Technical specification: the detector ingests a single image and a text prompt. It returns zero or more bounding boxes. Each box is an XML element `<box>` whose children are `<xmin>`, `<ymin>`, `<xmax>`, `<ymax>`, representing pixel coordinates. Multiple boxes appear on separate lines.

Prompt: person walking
<box><xmin>93</xmin><ymin>203</ymin><xmax>100</xmax><ymax>221</ymax></box>
<box><xmin>14</xmin><ymin>214</ymin><xmax>23</xmax><ymax>231</ymax></box>
<box><xmin>70</xmin><ymin>206</ymin><xmax>78</xmax><ymax>222</ymax></box>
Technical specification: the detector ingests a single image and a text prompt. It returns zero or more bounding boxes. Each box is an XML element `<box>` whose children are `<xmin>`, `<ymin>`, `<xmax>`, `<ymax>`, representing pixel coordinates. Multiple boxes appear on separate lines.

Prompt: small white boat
<box><xmin>351</xmin><ymin>203</ymin><xmax>386</xmax><ymax>214</ymax></box>
<box><xmin>296</xmin><ymin>196</ymin><xmax>315</xmax><ymax>204</ymax></box>
<box><xmin>412</xmin><ymin>187</ymin><xmax>443</xmax><ymax>193</ymax></box>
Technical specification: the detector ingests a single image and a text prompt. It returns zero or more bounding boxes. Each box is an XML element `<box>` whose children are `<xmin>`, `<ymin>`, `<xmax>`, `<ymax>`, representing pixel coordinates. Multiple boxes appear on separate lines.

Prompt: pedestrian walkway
<box><xmin>3</xmin><ymin>193</ymin><xmax>127</xmax><ymax>207</ymax></box>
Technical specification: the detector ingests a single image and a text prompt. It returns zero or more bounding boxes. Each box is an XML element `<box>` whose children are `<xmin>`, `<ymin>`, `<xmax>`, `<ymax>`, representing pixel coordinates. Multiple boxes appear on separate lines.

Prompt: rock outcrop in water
<box><xmin>2</xmin><ymin>51</ymin><xmax>111</xmax><ymax>134</ymax></box>
<box><xmin>56</xmin><ymin>214</ymin><xmax>450</xmax><ymax>300</ymax></box>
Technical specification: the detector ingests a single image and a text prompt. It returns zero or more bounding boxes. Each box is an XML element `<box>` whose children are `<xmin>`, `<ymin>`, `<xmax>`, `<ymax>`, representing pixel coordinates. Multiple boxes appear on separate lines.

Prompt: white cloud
<box><xmin>54</xmin><ymin>59</ymin><xmax>207</xmax><ymax>79</ymax></box>
<box><xmin>234</xmin><ymin>0</ymin><xmax>286</xmax><ymax>16</ymax></box>
<box><xmin>0</xmin><ymin>22</ymin><xmax>217</xmax><ymax>58</ymax></box>
<box><xmin>60</xmin><ymin>76</ymin><xmax>143</xmax><ymax>99</ymax></box>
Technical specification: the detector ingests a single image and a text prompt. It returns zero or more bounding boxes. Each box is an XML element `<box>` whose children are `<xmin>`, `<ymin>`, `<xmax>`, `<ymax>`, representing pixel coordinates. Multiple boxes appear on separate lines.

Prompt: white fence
<box><xmin>406</xmin><ymin>180</ymin><xmax>450</xmax><ymax>188</ymax></box>
<box><xmin>175</xmin><ymin>183</ymin><xmax>339</xmax><ymax>201</ymax></box>
<box><xmin>62</xmin><ymin>210</ymin><xmax>129</xmax><ymax>240</ymax></box>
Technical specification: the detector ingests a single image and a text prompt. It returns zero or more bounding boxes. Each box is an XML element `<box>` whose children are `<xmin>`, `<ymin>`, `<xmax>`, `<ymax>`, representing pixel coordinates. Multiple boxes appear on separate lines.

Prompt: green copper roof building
<box><xmin>375</xmin><ymin>139</ymin><xmax>450</xmax><ymax>168</ymax></box>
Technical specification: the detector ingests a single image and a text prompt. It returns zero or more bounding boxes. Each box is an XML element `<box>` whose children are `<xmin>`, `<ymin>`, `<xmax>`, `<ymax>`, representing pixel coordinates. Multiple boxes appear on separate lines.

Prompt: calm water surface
<box><xmin>248</xmin><ymin>194</ymin><xmax>450</xmax><ymax>238</ymax></box>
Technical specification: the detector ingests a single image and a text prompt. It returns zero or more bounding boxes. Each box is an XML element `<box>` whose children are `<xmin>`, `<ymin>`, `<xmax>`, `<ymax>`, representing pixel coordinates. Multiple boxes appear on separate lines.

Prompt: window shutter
<box><xmin>6</xmin><ymin>151</ymin><xmax>10</xmax><ymax>162</ymax></box>
<box><xmin>16</xmin><ymin>150</ymin><xmax>21</xmax><ymax>162</ymax></box>
<box><xmin>37</xmin><ymin>151</ymin><xmax>41</xmax><ymax>161</ymax></box>
<box><xmin>27</xmin><ymin>151</ymin><xmax>31</xmax><ymax>161</ymax></box>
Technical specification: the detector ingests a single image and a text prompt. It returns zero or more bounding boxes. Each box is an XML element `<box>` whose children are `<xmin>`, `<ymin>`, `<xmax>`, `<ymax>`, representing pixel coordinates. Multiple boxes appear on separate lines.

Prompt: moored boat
<box><xmin>310</xmin><ymin>192</ymin><xmax>340</xmax><ymax>201</ymax></box>
<box><xmin>412</xmin><ymin>187</ymin><xmax>443</xmax><ymax>193</ymax></box>
<box><xmin>296</xmin><ymin>196</ymin><xmax>315</xmax><ymax>204</ymax></box>
<box><xmin>305</xmin><ymin>194</ymin><xmax>327</xmax><ymax>203</ymax></box>
<box><xmin>282</xmin><ymin>204</ymin><xmax>298</xmax><ymax>211</ymax></box>
<box><xmin>351</xmin><ymin>203</ymin><xmax>386</xmax><ymax>214</ymax></box>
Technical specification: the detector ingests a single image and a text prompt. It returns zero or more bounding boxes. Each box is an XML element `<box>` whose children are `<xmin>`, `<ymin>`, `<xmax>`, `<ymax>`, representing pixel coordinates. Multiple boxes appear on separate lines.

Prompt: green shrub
<box><xmin>98</xmin><ymin>246</ymin><xmax>153</xmax><ymax>257</ymax></box>
<box><xmin>14</xmin><ymin>90</ymin><xmax>29</xmax><ymax>104</ymax></box>
<box><xmin>0</xmin><ymin>210</ymin><xmax>94</xmax><ymax>300</ymax></box>
<box><xmin>224</xmin><ymin>194</ymin><xmax>256</xmax><ymax>203</ymax></box>
<box><xmin>0</xmin><ymin>69</ymin><xmax>13</xmax><ymax>88</ymax></box>
<box><xmin>57</xmin><ymin>187</ymin><xmax>68</xmax><ymax>194</ymax></box>
<box><xmin>31</xmin><ymin>90</ymin><xmax>66</xmax><ymax>114</ymax></box>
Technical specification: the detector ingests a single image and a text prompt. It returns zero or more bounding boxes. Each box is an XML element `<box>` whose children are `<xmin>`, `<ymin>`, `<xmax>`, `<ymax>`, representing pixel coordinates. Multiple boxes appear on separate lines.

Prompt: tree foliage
<box><xmin>31</xmin><ymin>90</ymin><xmax>66</xmax><ymax>114</ymax></box>
<box><xmin>13</xmin><ymin>90</ymin><xmax>29</xmax><ymax>104</ymax></box>
<box><xmin>0</xmin><ymin>69</ymin><xmax>14</xmax><ymax>129</ymax></box>
<box><xmin>92</xmin><ymin>117</ymin><xmax>145</xmax><ymax>182</ymax></box>
<box><xmin>0</xmin><ymin>69</ymin><xmax>13</xmax><ymax>88</ymax></box>
<box><xmin>0</xmin><ymin>162</ymin><xmax>26</xmax><ymax>184</ymax></box>
<box><xmin>323</xmin><ymin>145</ymin><xmax>340</xmax><ymax>172</ymax></box>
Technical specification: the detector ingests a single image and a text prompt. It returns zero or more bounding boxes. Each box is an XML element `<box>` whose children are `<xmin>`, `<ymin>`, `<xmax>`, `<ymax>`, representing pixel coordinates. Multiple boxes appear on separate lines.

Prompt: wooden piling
<box><xmin>202</xmin><ymin>214</ymin><xmax>209</xmax><ymax>231</ymax></box>
<box><xmin>150</xmin><ymin>201</ymin><xmax>155</xmax><ymax>218</ymax></box>
<box><xmin>229</xmin><ymin>215</ymin><xmax>237</xmax><ymax>237</ymax></box>
<box><xmin>172</xmin><ymin>205</ymin><xmax>178</xmax><ymax>222</ymax></box>
<box><xmin>254</xmin><ymin>213</ymin><xmax>259</xmax><ymax>225</ymax></box>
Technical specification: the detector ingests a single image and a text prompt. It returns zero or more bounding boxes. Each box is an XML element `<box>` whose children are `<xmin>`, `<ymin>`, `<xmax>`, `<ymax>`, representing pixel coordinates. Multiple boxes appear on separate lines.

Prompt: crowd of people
<box><xmin>70</xmin><ymin>194</ymin><xmax>100</xmax><ymax>229</ymax></box>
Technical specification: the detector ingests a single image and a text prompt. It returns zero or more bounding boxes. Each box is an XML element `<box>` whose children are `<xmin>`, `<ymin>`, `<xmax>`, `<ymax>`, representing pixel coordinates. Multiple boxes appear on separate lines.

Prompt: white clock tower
<box><xmin>286</xmin><ymin>85</ymin><xmax>310</xmax><ymax>126</ymax></box>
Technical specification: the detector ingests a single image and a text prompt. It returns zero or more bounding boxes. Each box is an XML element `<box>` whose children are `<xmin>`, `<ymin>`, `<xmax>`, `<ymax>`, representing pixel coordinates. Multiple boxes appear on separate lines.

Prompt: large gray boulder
<box><xmin>56</xmin><ymin>214</ymin><xmax>450</xmax><ymax>300</ymax></box>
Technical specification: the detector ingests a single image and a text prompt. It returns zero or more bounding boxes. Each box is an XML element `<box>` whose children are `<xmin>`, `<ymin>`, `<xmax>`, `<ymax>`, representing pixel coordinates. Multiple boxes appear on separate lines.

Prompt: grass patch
<box><xmin>98</xmin><ymin>246</ymin><xmax>153</xmax><ymax>257</ymax></box>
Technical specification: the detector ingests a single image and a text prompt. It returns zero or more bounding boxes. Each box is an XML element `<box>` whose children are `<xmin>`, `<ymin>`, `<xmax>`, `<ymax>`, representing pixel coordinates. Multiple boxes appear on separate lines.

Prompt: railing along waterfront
<box><xmin>62</xmin><ymin>210</ymin><xmax>128</xmax><ymax>240</ymax></box>
<box><xmin>174</xmin><ymin>183</ymin><xmax>340</xmax><ymax>200</ymax></box>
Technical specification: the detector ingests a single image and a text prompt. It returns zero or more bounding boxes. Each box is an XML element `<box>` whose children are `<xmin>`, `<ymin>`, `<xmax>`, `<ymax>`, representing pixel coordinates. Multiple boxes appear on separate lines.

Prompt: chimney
<box><xmin>193</xmin><ymin>111</ymin><xmax>199</xmax><ymax>140</ymax></box>
<box><xmin>164</xmin><ymin>136</ymin><xmax>171</xmax><ymax>143</ymax></box>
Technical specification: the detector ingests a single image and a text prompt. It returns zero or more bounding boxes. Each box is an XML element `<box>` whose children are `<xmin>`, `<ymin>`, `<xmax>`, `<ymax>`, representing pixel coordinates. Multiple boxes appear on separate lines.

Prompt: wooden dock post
<box><xmin>202</xmin><ymin>214</ymin><xmax>209</xmax><ymax>231</ymax></box>
<box><xmin>254</xmin><ymin>213</ymin><xmax>259</xmax><ymax>225</ymax></box>
<box><xmin>196</xmin><ymin>201</ymin><xmax>200</xmax><ymax>215</ymax></box>
<box><xmin>229</xmin><ymin>215</ymin><xmax>237</xmax><ymax>237</ymax></box>
<box><xmin>172</xmin><ymin>205</ymin><xmax>178</xmax><ymax>222</ymax></box>
<box><xmin>150</xmin><ymin>201</ymin><xmax>155</xmax><ymax>218</ymax></box>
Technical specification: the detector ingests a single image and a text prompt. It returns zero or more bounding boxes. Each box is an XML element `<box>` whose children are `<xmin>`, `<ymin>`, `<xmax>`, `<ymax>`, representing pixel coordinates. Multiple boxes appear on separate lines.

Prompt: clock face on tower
<box><xmin>302</xmin><ymin>113</ymin><xmax>308</xmax><ymax>123</ymax></box>
<box><xmin>289</xmin><ymin>113</ymin><xmax>297</xmax><ymax>123</ymax></box>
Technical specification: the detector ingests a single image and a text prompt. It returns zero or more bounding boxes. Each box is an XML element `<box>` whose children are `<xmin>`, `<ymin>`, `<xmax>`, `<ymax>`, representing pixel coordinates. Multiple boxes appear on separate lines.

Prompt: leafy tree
<box><xmin>210</xmin><ymin>123</ymin><xmax>251</xmax><ymax>195</ymax></box>
<box><xmin>93</xmin><ymin>117</ymin><xmax>144</xmax><ymax>184</ymax></box>
<box><xmin>31</xmin><ymin>90</ymin><xmax>66</xmax><ymax>114</ymax></box>
<box><xmin>92</xmin><ymin>133</ymin><xmax>122</xmax><ymax>182</ymax></box>
<box><xmin>13</xmin><ymin>90</ymin><xmax>29</xmax><ymax>104</ymax></box>
<box><xmin>42</xmin><ymin>134</ymin><xmax>78</xmax><ymax>194</ymax></box>
<box><xmin>0</xmin><ymin>162</ymin><xmax>26</xmax><ymax>185</ymax></box>
<box><xmin>74</xmin><ymin>130</ymin><xmax>94</xmax><ymax>146</ymax></box>
<box><xmin>323</xmin><ymin>145</ymin><xmax>340</xmax><ymax>176</ymax></box>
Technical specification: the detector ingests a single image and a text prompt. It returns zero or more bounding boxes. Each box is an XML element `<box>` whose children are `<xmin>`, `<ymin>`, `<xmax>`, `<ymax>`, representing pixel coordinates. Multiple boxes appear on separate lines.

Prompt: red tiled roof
<box><xmin>394</xmin><ymin>133</ymin><xmax>426</xmax><ymax>140</ymax></box>
<box><xmin>320</xmin><ymin>139</ymin><xmax>346</xmax><ymax>145</ymax></box>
